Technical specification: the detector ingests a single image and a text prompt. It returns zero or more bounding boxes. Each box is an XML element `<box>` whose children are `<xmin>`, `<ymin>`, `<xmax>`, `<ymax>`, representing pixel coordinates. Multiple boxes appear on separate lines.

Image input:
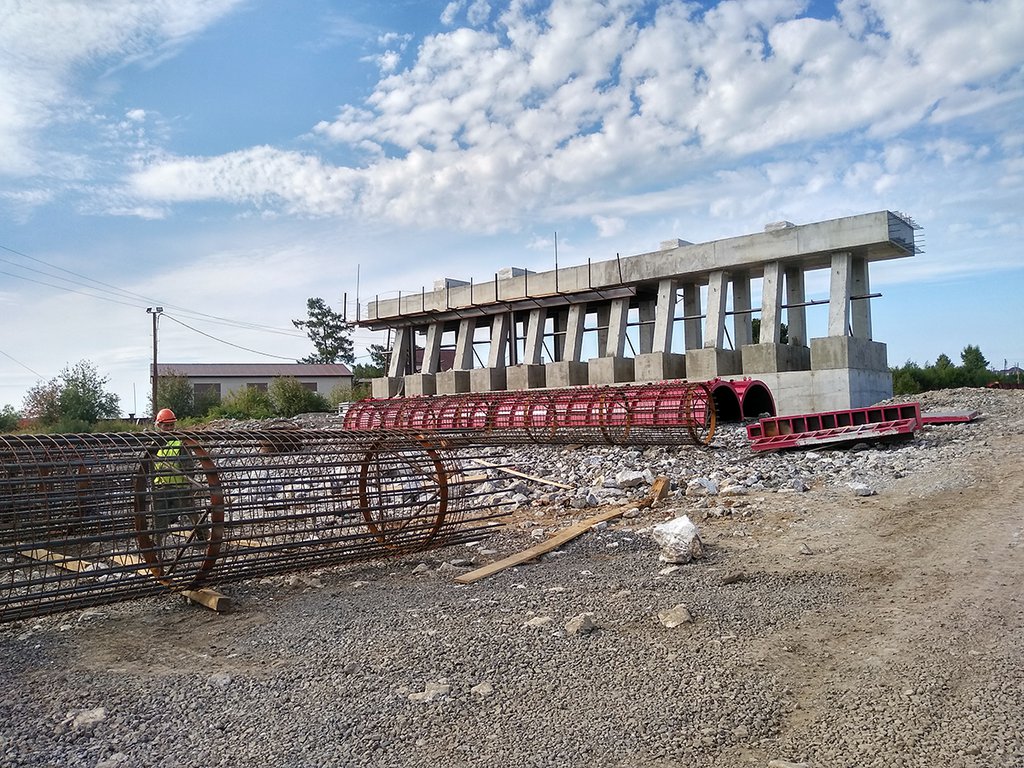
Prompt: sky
<box><xmin>1</xmin><ymin>0</ymin><xmax>1022</xmax><ymax>416</ymax></box>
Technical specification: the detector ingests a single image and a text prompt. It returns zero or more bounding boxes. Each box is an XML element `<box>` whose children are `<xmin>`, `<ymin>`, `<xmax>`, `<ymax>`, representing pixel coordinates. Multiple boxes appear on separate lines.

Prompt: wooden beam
<box><xmin>181</xmin><ymin>588</ymin><xmax>233</xmax><ymax>613</ymax></box>
<box><xmin>472</xmin><ymin>458</ymin><xmax>575</xmax><ymax>490</ymax></box>
<box><xmin>17</xmin><ymin>548</ymin><xmax>94</xmax><ymax>573</ymax></box>
<box><xmin>454</xmin><ymin>507</ymin><xmax>626</xmax><ymax>584</ymax></box>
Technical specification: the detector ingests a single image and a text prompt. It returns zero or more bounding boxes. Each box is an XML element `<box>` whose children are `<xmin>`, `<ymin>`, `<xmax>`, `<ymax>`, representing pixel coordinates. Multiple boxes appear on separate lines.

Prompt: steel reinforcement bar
<box><xmin>0</xmin><ymin>429</ymin><xmax>506</xmax><ymax>623</ymax></box>
<box><xmin>341</xmin><ymin>381</ymin><xmax>717</xmax><ymax>447</ymax></box>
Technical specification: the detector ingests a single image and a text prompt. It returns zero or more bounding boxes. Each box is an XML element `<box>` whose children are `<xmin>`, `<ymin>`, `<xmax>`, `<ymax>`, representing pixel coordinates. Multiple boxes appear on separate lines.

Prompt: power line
<box><xmin>162</xmin><ymin>314</ymin><xmax>298</xmax><ymax>361</ymax></box>
<box><xmin>0</xmin><ymin>348</ymin><xmax>45</xmax><ymax>379</ymax></box>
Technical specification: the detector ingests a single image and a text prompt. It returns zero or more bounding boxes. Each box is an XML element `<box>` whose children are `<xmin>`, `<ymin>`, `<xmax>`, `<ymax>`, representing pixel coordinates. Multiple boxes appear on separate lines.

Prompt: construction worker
<box><xmin>151</xmin><ymin>408</ymin><xmax>198</xmax><ymax>546</ymax></box>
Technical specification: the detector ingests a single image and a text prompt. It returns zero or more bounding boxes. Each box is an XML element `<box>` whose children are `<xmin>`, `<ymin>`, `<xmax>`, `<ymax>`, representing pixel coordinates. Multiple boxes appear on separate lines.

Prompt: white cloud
<box><xmin>592</xmin><ymin>215</ymin><xmax>625</xmax><ymax>237</ymax></box>
<box><xmin>118</xmin><ymin>0</ymin><xmax>1024</xmax><ymax>235</ymax></box>
<box><xmin>0</xmin><ymin>1</ymin><xmax>243</xmax><ymax>178</ymax></box>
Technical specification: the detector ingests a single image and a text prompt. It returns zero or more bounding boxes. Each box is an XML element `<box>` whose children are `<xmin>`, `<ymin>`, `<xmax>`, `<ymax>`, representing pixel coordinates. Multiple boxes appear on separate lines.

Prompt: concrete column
<box><xmin>704</xmin><ymin>271</ymin><xmax>729</xmax><ymax>349</ymax></box>
<box><xmin>453</xmin><ymin>318</ymin><xmax>476</xmax><ymax>370</ymax></box>
<box><xmin>828</xmin><ymin>251</ymin><xmax>853</xmax><ymax>337</ymax></box>
<box><xmin>595</xmin><ymin>304</ymin><xmax>610</xmax><ymax>354</ymax></box>
<box><xmin>604</xmin><ymin>297</ymin><xmax>630</xmax><ymax>357</ymax></box>
<box><xmin>523</xmin><ymin>308</ymin><xmax>546</xmax><ymax>364</ymax></box>
<box><xmin>652</xmin><ymin>279</ymin><xmax>677</xmax><ymax>354</ymax></box>
<box><xmin>551</xmin><ymin>309</ymin><xmax>567</xmax><ymax>361</ymax></box>
<box><xmin>683</xmin><ymin>282</ymin><xmax>703</xmax><ymax>350</ymax></box>
<box><xmin>387</xmin><ymin>327</ymin><xmax>412</xmax><ymax>378</ymax></box>
<box><xmin>732</xmin><ymin>272</ymin><xmax>752</xmax><ymax>347</ymax></box>
<box><xmin>420</xmin><ymin>322</ymin><xmax>443</xmax><ymax>373</ymax></box>
<box><xmin>487</xmin><ymin>312</ymin><xmax>511</xmax><ymax>368</ymax></box>
<box><xmin>638</xmin><ymin>296</ymin><xmax>656</xmax><ymax>354</ymax></box>
<box><xmin>564</xmin><ymin>304</ymin><xmax>586</xmax><ymax>362</ymax></box>
<box><xmin>760</xmin><ymin>261</ymin><xmax>782</xmax><ymax>343</ymax></box>
<box><xmin>784</xmin><ymin>266</ymin><xmax>807</xmax><ymax>347</ymax></box>
<box><xmin>851</xmin><ymin>256</ymin><xmax>872</xmax><ymax>339</ymax></box>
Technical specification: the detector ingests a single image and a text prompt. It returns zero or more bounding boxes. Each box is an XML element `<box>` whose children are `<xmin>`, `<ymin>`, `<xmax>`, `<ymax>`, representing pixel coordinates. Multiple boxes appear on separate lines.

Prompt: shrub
<box><xmin>269</xmin><ymin>377</ymin><xmax>330</xmax><ymax>417</ymax></box>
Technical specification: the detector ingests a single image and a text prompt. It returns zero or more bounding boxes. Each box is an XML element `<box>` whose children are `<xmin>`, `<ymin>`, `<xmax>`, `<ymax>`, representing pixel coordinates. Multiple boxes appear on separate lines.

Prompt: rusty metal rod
<box><xmin>1</xmin><ymin>429</ymin><xmax>508</xmax><ymax>623</ymax></box>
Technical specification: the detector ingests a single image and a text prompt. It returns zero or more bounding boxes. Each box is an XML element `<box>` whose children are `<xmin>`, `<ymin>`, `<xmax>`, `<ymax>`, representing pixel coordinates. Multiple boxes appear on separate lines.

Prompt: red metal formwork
<box><xmin>746</xmin><ymin>402</ymin><xmax>922</xmax><ymax>452</ymax></box>
<box><xmin>341</xmin><ymin>380</ymin><xmax>717</xmax><ymax>447</ymax></box>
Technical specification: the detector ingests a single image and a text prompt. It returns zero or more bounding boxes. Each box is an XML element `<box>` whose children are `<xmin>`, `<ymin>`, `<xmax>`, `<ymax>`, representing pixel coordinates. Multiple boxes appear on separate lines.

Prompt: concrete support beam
<box><xmin>732</xmin><ymin>272</ymin><xmax>752</xmax><ymax>347</ymax></box>
<box><xmin>523</xmin><ymin>308</ymin><xmax>546</xmax><ymax>365</ymax></box>
<box><xmin>595</xmin><ymin>304</ymin><xmax>610</xmax><ymax>354</ymax></box>
<box><xmin>638</xmin><ymin>296</ymin><xmax>656</xmax><ymax>354</ymax></box>
<box><xmin>785</xmin><ymin>266</ymin><xmax>807</xmax><ymax>347</ymax></box>
<box><xmin>563</xmin><ymin>304</ymin><xmax>586</xmax><ymax>363</ymax></box>
<box><xmin>588</xmin><ymin>356</ymin><xmax>634</xmax><ymax>385</ymax></box>
<box><xmin>634</xmin><ymin>352</ymin><xmax>685</xmax><ymax>382</ymax></box>
<box><xmin>704</xmin><ymin>271</ymin><xmax>729</xmax><ymax>349</ymax></box>
<box><xmin>851</xmin><ymin>256</ymin><xmax>872</xmax><ymax>339</ymax></box>
<box><xmin>404</xmin><ymin>373</ymin><xmax>436</xmax><ymax>396</ymax></box>
<box><xmin>453</xmin><ymin>318</ymin><xmax>476</xmax><ymax>370</ymax></box>
<box><xmin>828</xmin><ymin>251</ymin><xmax>853</xmax><ymax>337</ymax></box>
<box><xmin>683</xmin><ymin>282</ymin><xmax>703</xmax><ymax>350</ymax></box>
<box><xmin>604</xmin><ymin>297</ymin><xmax>630</xmax><ymax>357</ymax></box>
<box><xmin>545</xmin><ymin>361</ymin><xmax>589</xmax><ymax>387</ymax></box>
<box><xmin>551</xmin><ymin>309</ymin><xmax>567</xmax><ymax>361</ymax></box>
<box><xmin>652</xmin><ymin>279</ymin><xmax>677</xmax><ymax>354</ymax></box>
<box><xmin>435</xmin><ymin>370</ymin><xmax>471</xmax><ymax>394</ymax></box>
<box><xmin>420</xmin><ymin>323</ymin><xmax>443</xmax><ymax>373</ymax></box>
<box><xmin>487</xmin><ymin>313</ymin><xmax>511</xmax><ymax>368</ymax></box>
<box><xmin>760</xmin><ymin>261</ymin><xmax>783</xmax><ymax>343</ymax></box>
<box><xmin>507</xmin><ymin>364</ymin><xmax>546</xmax><ymax>390</ymax></box>
<box><xmin>387</xmin><ymin>327</ymin><xmax>412</xmax><ymax>378</ymax></box>
<box><xmin>470</xmin><ymin>367</ymin><xmax>506</xmax><ymax>392</ymax></box>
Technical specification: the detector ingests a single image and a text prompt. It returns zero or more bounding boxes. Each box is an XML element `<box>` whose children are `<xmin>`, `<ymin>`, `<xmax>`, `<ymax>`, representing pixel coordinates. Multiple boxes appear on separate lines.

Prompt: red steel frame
<box><xmin>746</xmin><ymin>402</ymin><xmax>922</xmax><ymax>451</ymax></box>
<box><xmin>342</xmin><ymin>381</ymin><xmax>718</xmax><ymax>447</ymax></box>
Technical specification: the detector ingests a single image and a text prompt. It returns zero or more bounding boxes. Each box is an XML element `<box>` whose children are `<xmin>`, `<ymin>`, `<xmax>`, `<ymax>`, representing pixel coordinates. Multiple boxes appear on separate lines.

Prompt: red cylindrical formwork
<box><xmin>343</xmin><ymin>381</ymin><xmax>717</xmax><ymax>447</ymax></box>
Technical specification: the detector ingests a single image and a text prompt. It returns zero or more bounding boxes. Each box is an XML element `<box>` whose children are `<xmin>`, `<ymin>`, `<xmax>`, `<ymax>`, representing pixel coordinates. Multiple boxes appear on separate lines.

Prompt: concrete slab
<box><xmin>740</xmin><ymin>343</ymin><xmax>811</xmax><ymax>373</ymax></box>
<box><xmin>684</xmin><ymin>349</ymin><xmax>742</xmax><ymax>381</ymax></box>
<box><xmin>633</xmin><ymin>352</ymin><xmax>686</xmax><ymax>382</ymax></box>
<box><xmin>470</xmin><ymin>367</ymin><xmax>507</xmax><ymax>393</ymax></box>
<box><xmin>588</xmin><ymin>357</ymin><xmax>635</xmax><ymax>385</ymax></box>
<box><xmin>435</xmin><ymin>370</ymin><xmax>472</xmax><ymax>395</ymax></box>
<box><xmin>545</xmin><ymin>361</ymin><xmax>589</xmax><ymax>388</ymax></box>
<box><xmin>371</xmin><ymin>377</ymin><xmax>403</xmax><ymax>399</ymax></box>
<box><xmin>404</xmin><ymin>373</ymin><xmax>436</xmax><ymax>397</ymax></box>
<box><xmin>507</xmin><ymin>364</ymin><xmax>547</xmax><ymax>390</ymax></box>
<box><xmin>811</xmin><ymin>336</ymin><xmax>888</xmax><ymax>371</ymax></box>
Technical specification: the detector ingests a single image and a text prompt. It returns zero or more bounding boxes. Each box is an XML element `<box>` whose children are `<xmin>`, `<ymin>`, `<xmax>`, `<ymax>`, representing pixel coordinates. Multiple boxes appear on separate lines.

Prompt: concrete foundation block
<box><xmin>753</xmin><ymin>369</ymin><xmax>893</xmax><ymax>415</ymax></box>
<box><xmin>545</xmin><ymin>361</ymin><xmax>590</xmax><ymax>388</ymax></box>
<box><xmin>435</xmin><ymin>370</ymin><xmax>472</xmax><ymax>395</ymax></box>
<box><xmin>810</xmin><ymin>336</ymin><xmax>888</xmax><ymax>371</ymax></box>
<box><xmin>588</xmin><ymin>357</ymin><xmax>635</xmax><ymax>385</ymax></box>
<box><xmin>506</xmin><ymin>364</ymin><xmax>547</xmax><ymax>390</ymax></box>
<box><xmin>470</xmin><ymin>367</ymin><xmax>507</xmax><ymax>393</ymax></box>
<box><xmin>633</xmin><ymin>352</ymin><xmax>686</xmax><ymax>383</ymax></box>
<box><xmin>684</xmin><ymin>348</ymin><xmax>743</xmax><ymax>381</ymax></box>
<box><xmin>740</xmin><ymin>343</ymin><xmax>811</xmax><ymax>373</ymax></box>
<box><xmin>371</xmin><ymin>377</ymin><xmax>403</xmax><ymax>399</ymax></box>
<box><xmin>404</xmin><ymin>373</ymin><xmax>436</xmax><ymax>397</ymax></box>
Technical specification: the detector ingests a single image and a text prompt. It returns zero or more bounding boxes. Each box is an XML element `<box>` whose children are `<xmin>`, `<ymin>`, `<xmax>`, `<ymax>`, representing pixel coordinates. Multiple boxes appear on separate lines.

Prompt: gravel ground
<box><xmin>2</xmin><ymin>387</ymin><xmax>1022</xmax><ymax>768</ymax></box>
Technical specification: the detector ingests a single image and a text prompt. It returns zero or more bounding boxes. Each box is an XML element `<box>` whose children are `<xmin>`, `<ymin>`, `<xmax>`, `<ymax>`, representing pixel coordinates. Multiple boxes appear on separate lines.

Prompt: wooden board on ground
<box><xmin>472</xmin><ymin>458</ymin><xmax>575</xmax><ymax>490</ymax></box>
<box><xmin>181</xmin><ymin>588</ymin><xmax>233</xmax><ymax>613</ymax></box>
<box><xmin>454</xmin><ymin>507</ymin><xmax>627</xmax><ymax>585</ymax></box>
<box><xmin>17</xmin><ymin>548</ymin><xmax>95</xmax><ymax>573</ymax></box>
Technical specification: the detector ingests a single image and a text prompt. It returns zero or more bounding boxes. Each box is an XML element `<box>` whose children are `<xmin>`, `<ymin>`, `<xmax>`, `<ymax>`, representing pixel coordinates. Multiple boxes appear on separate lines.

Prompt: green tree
<box><xmin>0</xmin><ymin>404</ymin><xmax>20</xmax><ymax>432</ymax></box>
<box><xmin>293</xmin><ymin>297</ymin><xmax>354</xmax><ymax>365</ymax></box>
<box><xmin>269</xmin><ymin>377</ymin><xmax>330</xmax><ymax>417</ymax></box>
<box><xmin>23</xmin><ymin>360</ymin><xmax>120</xmax><ymax>429</ymax></box>
<box><xmin>153</xmin><ymin>371</ymin><xmax>195</xmax><ymax>419</ymax></box>
<box><xmin>209</xmin><ymin>386</ymin><xmax>274</xmax><ymax>420</ymax></box>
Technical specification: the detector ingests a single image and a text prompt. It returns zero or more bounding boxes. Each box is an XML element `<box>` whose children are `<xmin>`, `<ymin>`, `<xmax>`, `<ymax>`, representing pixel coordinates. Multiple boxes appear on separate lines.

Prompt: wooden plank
<box><xmin>17</xmin><ymin>548</ymin><xmax>94</xmax><ymax>573</ymax></box>
<box><xmin>454</xmin><ymin>507</ymin><xmax>626</xmax><ymax>585</ymax></box>
<box><xmin>472</xmin><ymin>458</ymin><xmax>575</xmax><ymax>490</ymax></box>
<box><xmin>181</xmin><ymin>588</ymin><xmax>233</xmax><ymax>613</ymax></box>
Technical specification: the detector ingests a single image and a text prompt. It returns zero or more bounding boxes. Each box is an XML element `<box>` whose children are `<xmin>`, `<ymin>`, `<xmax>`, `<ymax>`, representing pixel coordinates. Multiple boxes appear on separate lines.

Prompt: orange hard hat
<box><xmin>155</xmin><ymin>408</ymin><xmax>177</xmax><ymax>424</ymax></box>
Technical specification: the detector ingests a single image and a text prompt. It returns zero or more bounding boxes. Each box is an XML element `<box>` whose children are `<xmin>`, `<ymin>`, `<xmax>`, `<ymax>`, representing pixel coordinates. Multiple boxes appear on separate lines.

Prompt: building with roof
<box><xmin>155</xmin><ymin>363</ymin><xmax>353</xmax><ymax>404</ymax></box>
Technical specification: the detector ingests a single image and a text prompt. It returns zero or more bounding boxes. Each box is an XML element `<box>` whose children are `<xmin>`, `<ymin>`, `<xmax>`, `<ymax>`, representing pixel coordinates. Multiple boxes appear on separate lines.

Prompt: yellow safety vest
<box><xmin>154</xmin><ymin>440</ymin><xmax>187</xmax><ymax>486</ymax></box>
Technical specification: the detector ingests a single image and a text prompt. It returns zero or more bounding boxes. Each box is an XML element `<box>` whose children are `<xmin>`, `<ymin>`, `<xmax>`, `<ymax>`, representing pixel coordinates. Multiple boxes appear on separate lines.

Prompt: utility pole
<box><xmin>147</xmin><ymin>307</ymin><xmax>163</xmax><ymax>417</ymax></box>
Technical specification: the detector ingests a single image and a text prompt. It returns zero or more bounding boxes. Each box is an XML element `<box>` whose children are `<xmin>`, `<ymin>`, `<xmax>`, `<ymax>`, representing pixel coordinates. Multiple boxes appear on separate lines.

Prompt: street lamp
<box><xmin>146</xmin><ymin>307</ymin><xmax>163</xmax><ymax>418</ymax></box>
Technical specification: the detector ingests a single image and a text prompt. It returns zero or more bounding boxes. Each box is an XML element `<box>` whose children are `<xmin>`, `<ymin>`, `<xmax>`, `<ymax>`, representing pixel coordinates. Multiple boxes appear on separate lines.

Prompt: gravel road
<box><xmin>2</xmin><ymin>388</ymin><xmax>1022</xmax><ymax>768</ymax></box>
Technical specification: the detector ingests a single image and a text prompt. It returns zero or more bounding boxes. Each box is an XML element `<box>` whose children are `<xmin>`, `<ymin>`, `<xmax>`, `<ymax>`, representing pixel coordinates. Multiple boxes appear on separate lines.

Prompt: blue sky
<box><xmin>1</xmin><ymin>0</ymin><xmax>1022</xmax><ymax>415</ymax></box>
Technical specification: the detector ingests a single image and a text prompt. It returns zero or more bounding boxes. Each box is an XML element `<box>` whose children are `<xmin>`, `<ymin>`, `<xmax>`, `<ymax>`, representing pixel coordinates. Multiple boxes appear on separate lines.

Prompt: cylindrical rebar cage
<box><xmin>342</xmin><ymin>381</ymin><xmax>717</xmax><ymax>446</ymax></box>
<box><xmin>0</xmin><ymin>429</ymin><xmax>506</xmax><ymax>623</ymax></box>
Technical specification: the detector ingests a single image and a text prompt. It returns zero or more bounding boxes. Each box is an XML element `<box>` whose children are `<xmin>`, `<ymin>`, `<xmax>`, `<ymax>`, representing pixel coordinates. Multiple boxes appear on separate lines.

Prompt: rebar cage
<box><xmin>0</xmin><ymin>429</ymin><xmax>507</xmax><ymax>622</ymax></box>
<box><xmin>342</xmin><ymin>381</ymin><xmax>717</xmax><ymax>446</ymax></box>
